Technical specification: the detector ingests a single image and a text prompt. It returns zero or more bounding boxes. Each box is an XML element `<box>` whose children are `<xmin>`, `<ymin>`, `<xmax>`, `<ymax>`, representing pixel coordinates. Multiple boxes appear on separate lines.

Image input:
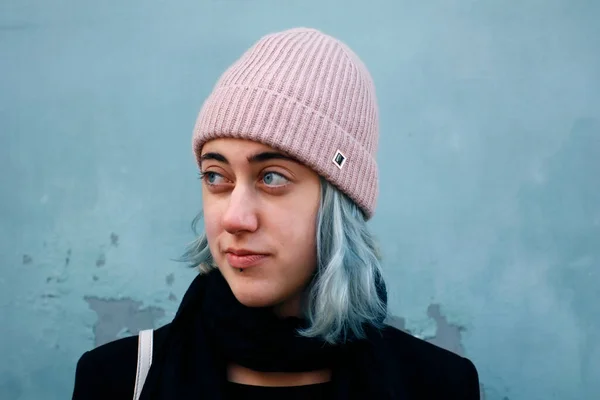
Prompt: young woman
<box><xmin>72</xmin><ymin>27</ymin><xmax>480</xmax><ymax>399</ymax></box>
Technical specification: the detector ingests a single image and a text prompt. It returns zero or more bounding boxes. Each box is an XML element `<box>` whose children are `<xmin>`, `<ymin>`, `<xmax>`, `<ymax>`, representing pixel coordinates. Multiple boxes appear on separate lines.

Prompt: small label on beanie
<box><xmin>333</xmin><ymin>150</ymin><xmax>346</xmax><ymax>169</ymax></box>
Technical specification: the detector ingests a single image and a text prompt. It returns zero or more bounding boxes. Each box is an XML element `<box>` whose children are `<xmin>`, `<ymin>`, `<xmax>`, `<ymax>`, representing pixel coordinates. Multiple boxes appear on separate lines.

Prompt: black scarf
<box><xmin>139</xmin><ymin>269</ymin><xmax>402</xmax><ymax>399</ymax></box>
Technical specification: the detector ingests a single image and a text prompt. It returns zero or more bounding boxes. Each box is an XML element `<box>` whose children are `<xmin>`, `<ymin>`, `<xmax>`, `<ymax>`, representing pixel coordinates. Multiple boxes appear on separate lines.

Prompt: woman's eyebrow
<box><xmin>200</xmin><ymin>151</ymin><xmax>298</xmax><ymax>164</ymax></box>
<box><xmin>247</xmin><ymin>151</ymin><xmax>298</xmax><ymax>164</ymax></box>
<box><xmin>199</xmin><ymin>151</ymin><xmax>298</xmax><ymax>165</ymax></box>
<box><xmin>200</xmin><ymin>152</ymin><xmax>228</xmax><ymax>163</ymax></box>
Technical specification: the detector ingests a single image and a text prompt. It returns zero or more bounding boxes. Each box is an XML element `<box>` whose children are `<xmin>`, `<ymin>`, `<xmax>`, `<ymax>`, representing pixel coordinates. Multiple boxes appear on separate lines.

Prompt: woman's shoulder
<box><xmin>379</xmin><ymin>324</ymin><xmax>480</xmax><ymax>399</ymax></box>
<box><xmin>72</xmin><ymin>323</ymin><xmax>172</xmax><ymax>399</ymax></box>
<box><xmin>380</xmin><ymin>323</ymin><xmax>475</xmax><ymax>364</ymax></box>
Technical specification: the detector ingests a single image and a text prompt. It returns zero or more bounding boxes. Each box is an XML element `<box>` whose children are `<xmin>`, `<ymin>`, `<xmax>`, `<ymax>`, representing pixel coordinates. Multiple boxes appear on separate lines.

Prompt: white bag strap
<box><xmin>133</xmin><ymin>329</ymin><xmax>154</xmax><ymax>400</ymax></box>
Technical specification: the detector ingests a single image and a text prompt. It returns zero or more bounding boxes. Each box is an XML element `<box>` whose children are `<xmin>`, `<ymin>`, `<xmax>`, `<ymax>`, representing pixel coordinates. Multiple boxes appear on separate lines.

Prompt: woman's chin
<box><xmin>221</xmin><ymin>271</ymin><xmax>302</xmax><ymax>313</ymax></box>
<box><xmin>231</xmin><ymin>287</ymin><xmax>302</xmax><ymax>317</ymax></box>
<box><xmin>228</xmin><ymin>281</ymin><xmax>279</xmax><ymax>308</ymax></box>
<box><xmin>232</xmin><ymin>290</ymin><xmax>277</xmax><ymax>308</ymax></box>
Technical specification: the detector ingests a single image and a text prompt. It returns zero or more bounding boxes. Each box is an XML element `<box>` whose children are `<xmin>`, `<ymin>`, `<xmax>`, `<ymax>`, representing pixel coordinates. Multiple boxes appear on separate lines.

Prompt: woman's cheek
<box><xmin>203</xmin><ymin>211</ymin><xmax>221</xmax><ymax>249</ymax></box>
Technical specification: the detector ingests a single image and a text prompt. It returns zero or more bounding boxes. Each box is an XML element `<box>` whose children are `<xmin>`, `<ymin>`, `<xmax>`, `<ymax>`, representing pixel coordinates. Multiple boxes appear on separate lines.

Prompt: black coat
<box><xmin>72</xmin><ymin>322</ymin><xmax>480</xmax><ymax>399</ymax></box>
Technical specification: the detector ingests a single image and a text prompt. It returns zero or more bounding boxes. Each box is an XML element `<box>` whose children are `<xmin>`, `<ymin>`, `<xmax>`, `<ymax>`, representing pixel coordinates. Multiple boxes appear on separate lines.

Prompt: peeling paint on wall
<box><xmin>65</xmin><ymin>248</ymin><xmax>71</xmax><ymax>267</ymax></box>
<box><xmin>423</xmin><ymin>304</ymin><xmax>466</xmax><ymax>356</ymax></box>
<box><xmin>386</xmin><ymin>304</ymin><xmax>465</xmax><ymax>356</ymax></box>
<box><xmin>84</xmin><ymin>297</ymin><xmax>166</xmax><ymax>347</ymax></box>
<box><xmin>110</xmin><ymin>233</ymin><xmax>119</xmax><ymax>247</ymax></box>
<box><xmin>165</xmin><ymin>273</ymin><xmax>175</xmax><ymax>286</ymax></box>
<box><xmin>95</xmin><ymin>253</ymin><xmax>106</xmax><ymax>267</ymax></box>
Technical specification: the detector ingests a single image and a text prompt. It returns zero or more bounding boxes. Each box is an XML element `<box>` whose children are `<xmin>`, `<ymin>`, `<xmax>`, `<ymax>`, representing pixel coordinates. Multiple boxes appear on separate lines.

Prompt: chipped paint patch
<box><xmin>387</xmin><ymin>303</ymin><xmax>466</xmax><ymax>356</ymax></box>
<box><xmin>424</xmin><ymin>304</ymin><xmax>466</xmax><ymax>356</ymax></box>
<box><xmin>95</xmin><ymin>253</ymin><xmax>106</xmax><ymax>267</ymax></box>
<box><xmin>110</xmin><ymin>233</ymin><xmax>119</xmax><ymax>247</ymax></box>
<box><xmin>65</xmin><ymin>249</ymin><xmax>71</xmax><ymax>267</ymax></box>
<box><xmin>84</xmin><ymin>297</ymin><xmax>165</xmax><ymax>347</ymax></box>
<box><xmin>165</xmin><ymin>273</ymin><xmax>175</xmax><ymax>286</ymax></box>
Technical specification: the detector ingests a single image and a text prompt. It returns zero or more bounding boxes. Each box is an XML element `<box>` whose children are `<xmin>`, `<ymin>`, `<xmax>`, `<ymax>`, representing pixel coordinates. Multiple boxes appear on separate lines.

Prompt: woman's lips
<box><xmin>225</xmin><ymin>253</ymin><xmax>268</xmax><ymax>269</ymax></box>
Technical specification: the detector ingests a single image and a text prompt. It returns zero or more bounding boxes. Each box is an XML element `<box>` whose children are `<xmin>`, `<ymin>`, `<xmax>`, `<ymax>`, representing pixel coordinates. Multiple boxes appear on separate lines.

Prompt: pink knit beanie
<box><xmin>192</xmin><ymin>27</ymin><xmax>379</xmax><ymax>218</ymax></box>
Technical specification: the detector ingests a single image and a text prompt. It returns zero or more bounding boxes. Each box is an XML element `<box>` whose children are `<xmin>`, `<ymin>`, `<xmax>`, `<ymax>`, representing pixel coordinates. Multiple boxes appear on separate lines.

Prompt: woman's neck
<box><xmin>272</xmin><ymin>291</ymin><xmax>304</xmax><ymax>318</ymax></box>
<box><xmin>227</xmin><ymin>363</ymin><xmax>332</xmax><ymax>387</ymax></box>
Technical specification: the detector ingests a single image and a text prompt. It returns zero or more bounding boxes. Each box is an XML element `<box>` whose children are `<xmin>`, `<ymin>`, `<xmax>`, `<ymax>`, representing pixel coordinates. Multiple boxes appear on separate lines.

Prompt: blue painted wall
<box><xmin>1</xmin><ymin>1</ymin><xmax>598</xmax><ymax>399</ymax></box>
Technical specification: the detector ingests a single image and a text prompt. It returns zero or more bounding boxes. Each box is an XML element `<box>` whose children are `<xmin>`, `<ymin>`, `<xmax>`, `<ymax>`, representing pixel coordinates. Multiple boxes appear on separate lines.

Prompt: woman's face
<box><xmin>200</xmin><ymin>138</ymin><xmax>321</xmax><ymax>316</ymax></box>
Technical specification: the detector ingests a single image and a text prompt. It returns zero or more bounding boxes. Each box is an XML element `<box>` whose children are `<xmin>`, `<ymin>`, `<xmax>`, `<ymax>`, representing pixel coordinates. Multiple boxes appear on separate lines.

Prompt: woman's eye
<box><xmin>262</xmin><ymin>172</ymin><xmax>289</xmax><ymax>187</ymax></box>
<box><xmin>203</xmin><ymin>171</ymin><xmax>225</xmax><ymax>185</ymax></box>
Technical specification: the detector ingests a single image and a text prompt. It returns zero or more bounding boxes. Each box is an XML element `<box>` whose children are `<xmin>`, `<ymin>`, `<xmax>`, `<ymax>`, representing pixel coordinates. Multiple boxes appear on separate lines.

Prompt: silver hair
<box><xmin>179</xmin><ymin>178</ymin><xmax>387</xmax><ymax>344</ymax></box>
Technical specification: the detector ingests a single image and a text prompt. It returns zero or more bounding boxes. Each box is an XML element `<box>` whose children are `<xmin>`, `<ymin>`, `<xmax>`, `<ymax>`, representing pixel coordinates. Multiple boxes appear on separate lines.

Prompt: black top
<box><xmin>72</xmin><ymin>323</ymin><xmax>480</xmax><ymax>399</ymax></box>
<box><xmin>226</xmin><ymin>381</ymin><xmax>333</xmax><ymax>399</ymax></box>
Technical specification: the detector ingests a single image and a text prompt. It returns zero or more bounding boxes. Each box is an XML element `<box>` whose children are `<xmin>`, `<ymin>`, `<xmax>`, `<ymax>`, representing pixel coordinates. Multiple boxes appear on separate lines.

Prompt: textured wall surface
<box><xmin>1</xmin><ymin>1</ymin><xmax>599</xmax><ymax>399</ymax></box>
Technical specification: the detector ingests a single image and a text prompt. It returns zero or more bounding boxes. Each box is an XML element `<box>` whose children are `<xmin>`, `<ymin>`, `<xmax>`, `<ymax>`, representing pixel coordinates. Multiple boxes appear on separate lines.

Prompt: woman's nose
<box><xmin>221</xmin><ymin>186</ymin><xmax>259</xmax><ymax>235</ymax></box>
